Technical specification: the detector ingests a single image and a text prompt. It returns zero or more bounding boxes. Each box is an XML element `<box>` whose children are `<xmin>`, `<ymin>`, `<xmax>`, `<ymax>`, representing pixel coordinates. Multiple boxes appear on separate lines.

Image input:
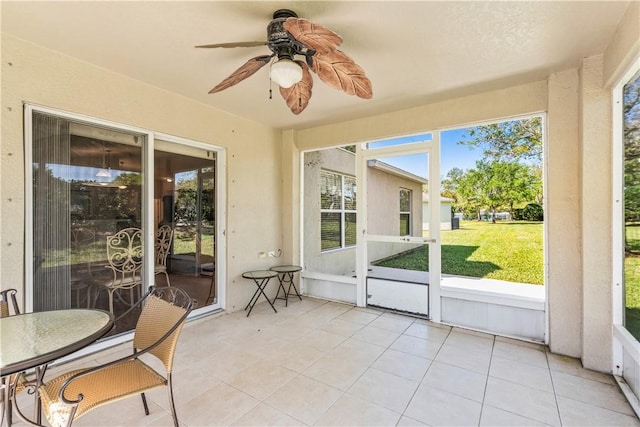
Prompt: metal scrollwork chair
<box><xmin>39</xmin><ymin>286</ymin><xmax>194</xmax><ymax>427</ymax></box>
<box><xmin>1</xmin><ymin>289</ymin><xmax>29</xmax><ymax>427</ymax></box>
<box><xmin>154</xmin><ymin>225</ymin><xmax>173</xmax><ymax>287</ymax></box>
<box><xmin>92</xmin><ymin>227</ymin><xmax>143</xmax><ymax>314</ymax></box>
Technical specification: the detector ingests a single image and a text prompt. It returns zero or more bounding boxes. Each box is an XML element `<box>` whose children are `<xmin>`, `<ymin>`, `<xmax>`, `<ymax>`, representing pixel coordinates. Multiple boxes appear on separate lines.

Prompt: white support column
<box><xmin>429</xmin><ymin>132</ymin><xmax>442</xmax><ymax>322</ymax></box>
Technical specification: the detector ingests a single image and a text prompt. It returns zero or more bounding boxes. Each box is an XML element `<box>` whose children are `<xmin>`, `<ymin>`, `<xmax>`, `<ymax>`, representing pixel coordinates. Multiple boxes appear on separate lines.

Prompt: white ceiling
<box><xmin>1</xmin><ymin>1</ymin><xmax>631</xmax><ymax>130</ymax></box>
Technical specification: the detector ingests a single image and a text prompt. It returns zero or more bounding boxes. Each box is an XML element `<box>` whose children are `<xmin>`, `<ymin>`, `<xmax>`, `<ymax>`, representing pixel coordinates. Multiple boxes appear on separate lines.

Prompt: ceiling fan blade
<box><xmin>310</xmin><ymin>50</ymin><xmax>372</xmax><ymax>99</ymax></box>
<box><xmin>196</xmin><ymin>41</ymin><xmax>268</xmax><ymax>49</ymax></box>
<box><xmin>279</xmin><ymin>61</ymin><xmax>313</xmax><ymax>115</ymax></box>
<box><xmin>209</xmin><ymin>54</ymin><xmax>273</xmax><ymax>94</ymax></box>
<box><xmin>283</xmin><ymin>18</ymin><xmax>342</xmax><ymax>54</ymax></box>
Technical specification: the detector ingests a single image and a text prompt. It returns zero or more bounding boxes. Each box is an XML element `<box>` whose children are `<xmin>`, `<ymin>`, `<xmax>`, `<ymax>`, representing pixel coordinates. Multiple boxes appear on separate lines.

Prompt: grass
<box><xmin>625</xmin><ymin>255</ymin><xmax>640</xmax><ymax>341</ymax></box>
<box><xmin>374</xmin><ymin>220</ymin><xmax>544</xmax><ymax>285</ymax></box>
<box><xmin>625</xmin><ymin>223</ymin><xmax>640</xmax><ymax>340</ymax></box>
<box><xmin>173</xmin><ymin>230</ymin><xmax>214</xmax><ymax>257</ymax></box>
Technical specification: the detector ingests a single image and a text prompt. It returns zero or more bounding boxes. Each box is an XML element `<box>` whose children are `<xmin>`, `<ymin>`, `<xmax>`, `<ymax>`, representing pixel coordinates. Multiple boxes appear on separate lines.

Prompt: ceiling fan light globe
<box><xmin>271</xmin><ymin>59</ymin><xmax>302</xmax><ymax>88</ymax></box>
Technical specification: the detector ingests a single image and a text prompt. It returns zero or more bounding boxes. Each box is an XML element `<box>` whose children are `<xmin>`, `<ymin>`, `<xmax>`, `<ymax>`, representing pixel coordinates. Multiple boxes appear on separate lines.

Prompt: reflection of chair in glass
<box><xmin>39</xmin><ymin>286</ymin><xmax>194</xmax><ymax>427</ymax></box>
<box><xmin>1</xmin><ymin>289</ymin><xmax>28</xmax><ymax>427</ymax></box>
<box><xmin>70</xmin><ymin>227</ymin><xmax>96</xmax><ymax>307</ymax></box>
<box><xmin>154</xmin><ymin>225</ymin><xmax>173</xmax><ymax>287</ymax></box>
<box><xmin>92</xmin><ymin>227</ymin><xmax>143</xmax><ymax>314</ymax></box>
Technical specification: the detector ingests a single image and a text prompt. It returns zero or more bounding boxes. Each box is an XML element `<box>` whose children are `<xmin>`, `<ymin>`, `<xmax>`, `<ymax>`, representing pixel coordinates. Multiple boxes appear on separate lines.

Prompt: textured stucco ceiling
<box><xmin>1</xmin><ymin>1</ymin><xmax>631</xmax><ymax>129</ymax></box>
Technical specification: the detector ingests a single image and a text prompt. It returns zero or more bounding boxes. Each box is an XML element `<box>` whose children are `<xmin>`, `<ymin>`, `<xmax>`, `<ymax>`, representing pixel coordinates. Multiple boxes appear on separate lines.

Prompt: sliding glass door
<box><xmin>154</xmin><ymin>141</ymin><xmax>217</xmax><ymax>306</ymax></box>
<box><xmin>30</xmin><ymin>110</ymin><xmax>144</xmax><ymax>314</ymax></box>
<box><xmin>26</xmin><ymin>106</ymin><xmax>224</xmax><ymax>337</ymax></box>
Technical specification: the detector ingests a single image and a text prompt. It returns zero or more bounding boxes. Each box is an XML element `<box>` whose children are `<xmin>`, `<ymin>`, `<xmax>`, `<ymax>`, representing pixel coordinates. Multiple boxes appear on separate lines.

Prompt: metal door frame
<box><xmin>355</xmin><ymin>134</ymin><xmax>442</xmax><ymax>321</ymax></box>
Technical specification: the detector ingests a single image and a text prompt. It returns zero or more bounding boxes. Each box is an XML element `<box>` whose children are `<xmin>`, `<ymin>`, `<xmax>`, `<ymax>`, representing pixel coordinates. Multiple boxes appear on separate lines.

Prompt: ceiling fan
<box><xmin>196</xmin><ymin>9</ymin><xmax>372</xmax><ymax>115</ymax></box>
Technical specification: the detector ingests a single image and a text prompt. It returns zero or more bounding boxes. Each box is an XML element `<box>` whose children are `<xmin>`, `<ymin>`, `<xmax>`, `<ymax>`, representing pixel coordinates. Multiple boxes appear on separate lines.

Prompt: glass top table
<box><xmin>269</xmin><ymin>265</ymin><xmax>303</xmax><ymax>307</ymax></box>
<box><xmin>1</xmin><ymin>309</ymin><xmax>114</xmax><ymax>376</ymax></box>
<box><xmin>241</xmin><ymin>270</ymin><xmax>279</xmax><ymax>317</ymax></box>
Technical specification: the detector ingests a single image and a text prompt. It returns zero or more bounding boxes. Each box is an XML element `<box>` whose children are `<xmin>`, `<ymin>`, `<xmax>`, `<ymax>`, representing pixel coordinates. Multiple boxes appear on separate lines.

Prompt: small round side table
<box><xmin>269</xmin><ymin>265</ymin><xmax>303</xmax><ymax>307</ymax></box>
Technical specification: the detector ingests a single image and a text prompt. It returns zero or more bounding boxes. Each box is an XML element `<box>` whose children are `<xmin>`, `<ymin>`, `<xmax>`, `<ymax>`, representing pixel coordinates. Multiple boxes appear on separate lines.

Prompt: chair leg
<box><xmin>140</xmin><ymin>392</ymin><xmax>150</xmax><ymax>416</ymax></box>
<box><xmin>163</xmin><ymin>271</ymin><xmax>171</xmax><ymax>287</ymax></box>
<box><xmin>108</xmin><ymin>290</ymin><xmax>115</xmax><ymax>315</ymax></box>
<box><xmin>1</xmin><ymin>378</ymin><xmax>8</xmax><ymax>427</ymax></box>
<box><xmin>167</xmin><ymin>374</ymin><xmax>179</xmax><ymax>427</ymax></box>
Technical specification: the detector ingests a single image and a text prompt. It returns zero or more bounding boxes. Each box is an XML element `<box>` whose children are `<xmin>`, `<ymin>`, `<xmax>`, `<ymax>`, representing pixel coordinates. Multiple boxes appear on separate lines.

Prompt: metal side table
<box><xmin>270</xmin><ymin>265</ymin><xmax>303</xmax><ymax>307</ymax></box>
<box><xmin>241</xmin><ymin>270</ymin><xmax>279</xmax><ymax>316</ymax></box>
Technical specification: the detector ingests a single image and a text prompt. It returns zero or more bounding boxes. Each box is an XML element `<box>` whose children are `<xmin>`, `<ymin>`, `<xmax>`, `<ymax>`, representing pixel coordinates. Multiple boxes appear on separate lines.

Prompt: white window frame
<box><xmin>399</xmin><ymin>187</ymin><xmax>412</xmax><ymax>236</ymax></box>
<box><xmin>613</xmin><ymin>61</ymin><xmax>640</xmax><ymax>373</ymax></box>
<box><xmin>320</xmin><ymin>170</ymin><xmax>356</xmax><ymax>252</ymax></box>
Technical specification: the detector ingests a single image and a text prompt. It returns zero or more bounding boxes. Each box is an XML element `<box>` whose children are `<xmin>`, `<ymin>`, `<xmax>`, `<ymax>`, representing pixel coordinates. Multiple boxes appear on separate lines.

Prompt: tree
<box><xmin>461</xmin><ymin>117</ymin><xmax>543</xmax><ymax>164</ymax></box>
<box><xmin>625</xmin><ymin>72</ymin><xmax>640</xmax><ymax>224</ymax></box>
<box><xmin>454</xmin><ymin>160</ymin><xmax>541</xmax><ymax>222</ymax></box>
<box><xmin>441</xmin><ymin>167</ymin><xmax>465</xmax><ymax>210</ymax></box>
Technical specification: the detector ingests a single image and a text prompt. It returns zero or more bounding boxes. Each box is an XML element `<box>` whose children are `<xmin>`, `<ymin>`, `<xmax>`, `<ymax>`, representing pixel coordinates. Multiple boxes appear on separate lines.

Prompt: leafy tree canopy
<box><xmin>460</xmin><ymin>117</ymin><xmax>543</xmax><ymax>164</ymax></box>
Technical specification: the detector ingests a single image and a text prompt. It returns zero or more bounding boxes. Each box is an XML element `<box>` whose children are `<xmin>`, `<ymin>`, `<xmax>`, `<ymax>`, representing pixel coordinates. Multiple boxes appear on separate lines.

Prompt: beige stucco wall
<box><xmin>366</xmin><ymin>167</ymin><xmax>423</xmax><ymax>238</ymax></box>
<box><xmin>302</xmin><ymin>148</ymin><xmax>357</xmax><ymax>275</ymax></box>
<box><xmin>546</xmin><ymin>68</ymin><xmax>583</xmax><ymax>358</ymax></box>
<box><xmin>0</xmin><ymin>34</ymin><xmax>283</xmax><ymax>313</ymax></box>
<box><xmin>581</xmin><ymin>54</ymin><xmax>613</xmax><ymax>371</ymax></box>
<box><xmin>603</xmin><ymin>1</ymin><xmax>640</xmax><ymax>87</ymax></box>
<box><xmin>294</xmin><ymin>81</ymin><xmax>548</xmax><ymax>151</ymax></box>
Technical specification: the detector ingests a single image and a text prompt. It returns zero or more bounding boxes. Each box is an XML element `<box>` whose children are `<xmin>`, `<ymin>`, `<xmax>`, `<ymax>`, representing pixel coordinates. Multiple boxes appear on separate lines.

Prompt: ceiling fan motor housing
<box><xmin>267</xmin><ymin>9</ymin><xmax>308</xmax><ymax>60</ymax></box>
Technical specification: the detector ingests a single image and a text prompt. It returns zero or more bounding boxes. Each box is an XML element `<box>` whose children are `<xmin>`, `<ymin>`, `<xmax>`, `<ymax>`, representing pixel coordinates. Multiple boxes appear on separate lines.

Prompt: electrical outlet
<box><xmin>268</xmin><ymin>251</ymin><xmax>276</xmax><ymax>257</ymax></box>
<box><xmin>258</xmin><ymin>252</ymin><xmax>266</xmax><ymax>259</ymax></box>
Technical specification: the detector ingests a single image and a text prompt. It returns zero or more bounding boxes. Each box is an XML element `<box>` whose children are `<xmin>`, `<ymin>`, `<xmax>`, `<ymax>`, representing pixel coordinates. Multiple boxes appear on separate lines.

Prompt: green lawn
<box><xmin>625</xmin><ymin>223</ymin><xmax>640</xmax><ymax>340</ymax></box>
<box><xmin>374</xmin><ymin>220</ymin><xmax>544</xmax><ymax>285</ymax></box>
<box><xmin>625</xmin><ymin>256</ymin><xmax>640</xmax><ymax>340</ymax></box>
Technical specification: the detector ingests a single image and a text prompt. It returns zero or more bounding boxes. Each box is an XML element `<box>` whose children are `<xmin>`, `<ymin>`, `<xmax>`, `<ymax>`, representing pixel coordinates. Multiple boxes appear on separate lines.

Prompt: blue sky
<box><xmin>371</xmin><ymin>128</ymin><xmax>484</xmax><ymax>180</ymax></box>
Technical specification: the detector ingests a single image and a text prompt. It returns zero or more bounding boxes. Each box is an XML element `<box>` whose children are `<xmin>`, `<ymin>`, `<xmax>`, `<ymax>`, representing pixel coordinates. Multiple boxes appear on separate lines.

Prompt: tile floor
<box><xmin>13</xmin><ymin>296</ymin><xmax>640</xmax><ymax>426</ymax></box>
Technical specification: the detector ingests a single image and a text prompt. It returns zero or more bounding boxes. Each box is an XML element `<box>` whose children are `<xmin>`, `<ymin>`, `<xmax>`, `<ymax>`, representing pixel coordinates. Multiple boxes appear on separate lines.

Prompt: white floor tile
<box><xmin>264</xmin><ymin>374</ymin><xmax>343</xmax><ymax>425</ymax></box>
<box><xmin>547</xmin><ymin>353</ymin><xmax>617</xmax><ymax>385</ymax></box>
<box><xmin>224</xmin><ymin>361</ymin><xmax>297</xmax><ymax>400</ymax></box>
<box><xmin>347</xmin><ymin>367</ymin><xmax>419</xmax><ymax>413</ymax></box>
<box><xmin>304</xmin><ymin>353</ymin><xmax>369</xmax><ymax>391</ymax></box>
<box><xmin>490</xmin><ymin>355</ymin><xmax>553</xmax><ymax>392</ymax></box>
<box><xmin>230</xmin><ymin>402</ymin><xmax>304</xmax><ymax>426</ymax></box>
<box><xmin>479</xmin><ymin>405</ymin><xmax>548</xmax><ymax>426</ymax></box>
<box><xmin>352</xmin><ymin>324</ymin><xmax>402</xmax><ymax>347</ymax></box>
<box><xmin>404</xmin><ymin>322</ymin><xmax>450</xmax><ymax>343</ymax></box>
<box><xmin>179</xmin><ymin>382</ymin><xmax>259</xmax><ymax>426</ymax></box>
<box><xmin>422</xmin><ymin>360</ymin><xmax>487</xmax><ymax>402</ymax></box>
<box><xmin>435</xmin><ymin>342</ymin><xmax>492</xmax><ymax>374</ymax></box>
<box><xmin>372</xmin><ymin>348</ymin><xmax>431</xmax><ymax>380</ymax></box>
<box><xmin>404</xmin><ymin>384</ymin><xmax>482</xmax><ymax>426</ymax></box>
<box><xmin>492</xmin><ymin>338</ymin><xmax>549</xmax><ymax>368</ymax></box>
<box><xmin>551</xmin><ymin>370</ymin><xmax>636</xmax><ymax>415</ymax></box>
<box><xmin>390</xmin><ymin>334</ymin><xmax>442</xmax><ymax>359</ymax></box>
<box><xmin>556</xmin><ymin>396</ymin><xmax>640</xmax><ymax>426</ymax></box>
<box><xmin>315</xmin><ymin>393</ymin><xmax>401</xmax><ymax>426</ymax></box>
<box><xmin>484</xmin><ymin>377</ymin><xmax>560</xmax><ymax>426</ymax></box>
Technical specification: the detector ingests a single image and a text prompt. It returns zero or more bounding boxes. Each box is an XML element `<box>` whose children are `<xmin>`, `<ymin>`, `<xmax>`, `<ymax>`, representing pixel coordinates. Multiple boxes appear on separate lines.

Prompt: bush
<box><xmin>521</xmin><ymin>203</ymin><xmax>544</xmax><ymax>221</ymax></box>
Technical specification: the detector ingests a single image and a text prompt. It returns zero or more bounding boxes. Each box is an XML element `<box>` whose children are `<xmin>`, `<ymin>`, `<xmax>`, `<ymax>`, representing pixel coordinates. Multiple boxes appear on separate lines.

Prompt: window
<box><xmin>623</xmin><ymin>69</ymin><xmax>640</xmax><ymax>340</ymax></box>
<box><xmin>400</xmin><ymin>188</ymin><xmax>411</xmax><ymax>236</ymax></box>
<box><xmin>320</xmin><ymin>170</ymin><xmax>356</xmax><ymax>251</ymax></box>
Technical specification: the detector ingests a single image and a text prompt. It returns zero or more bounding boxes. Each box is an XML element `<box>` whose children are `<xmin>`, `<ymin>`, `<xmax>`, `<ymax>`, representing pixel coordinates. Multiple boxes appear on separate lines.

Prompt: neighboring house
<box><xmin>303</xmin><ymin>148</ymin><xmax>425</xmax><ymax>276</ymax></box>
<box><xmin>422</xmin><ymin>193</ymin><xmax>455</xmax><ymax>231</ymax></box>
